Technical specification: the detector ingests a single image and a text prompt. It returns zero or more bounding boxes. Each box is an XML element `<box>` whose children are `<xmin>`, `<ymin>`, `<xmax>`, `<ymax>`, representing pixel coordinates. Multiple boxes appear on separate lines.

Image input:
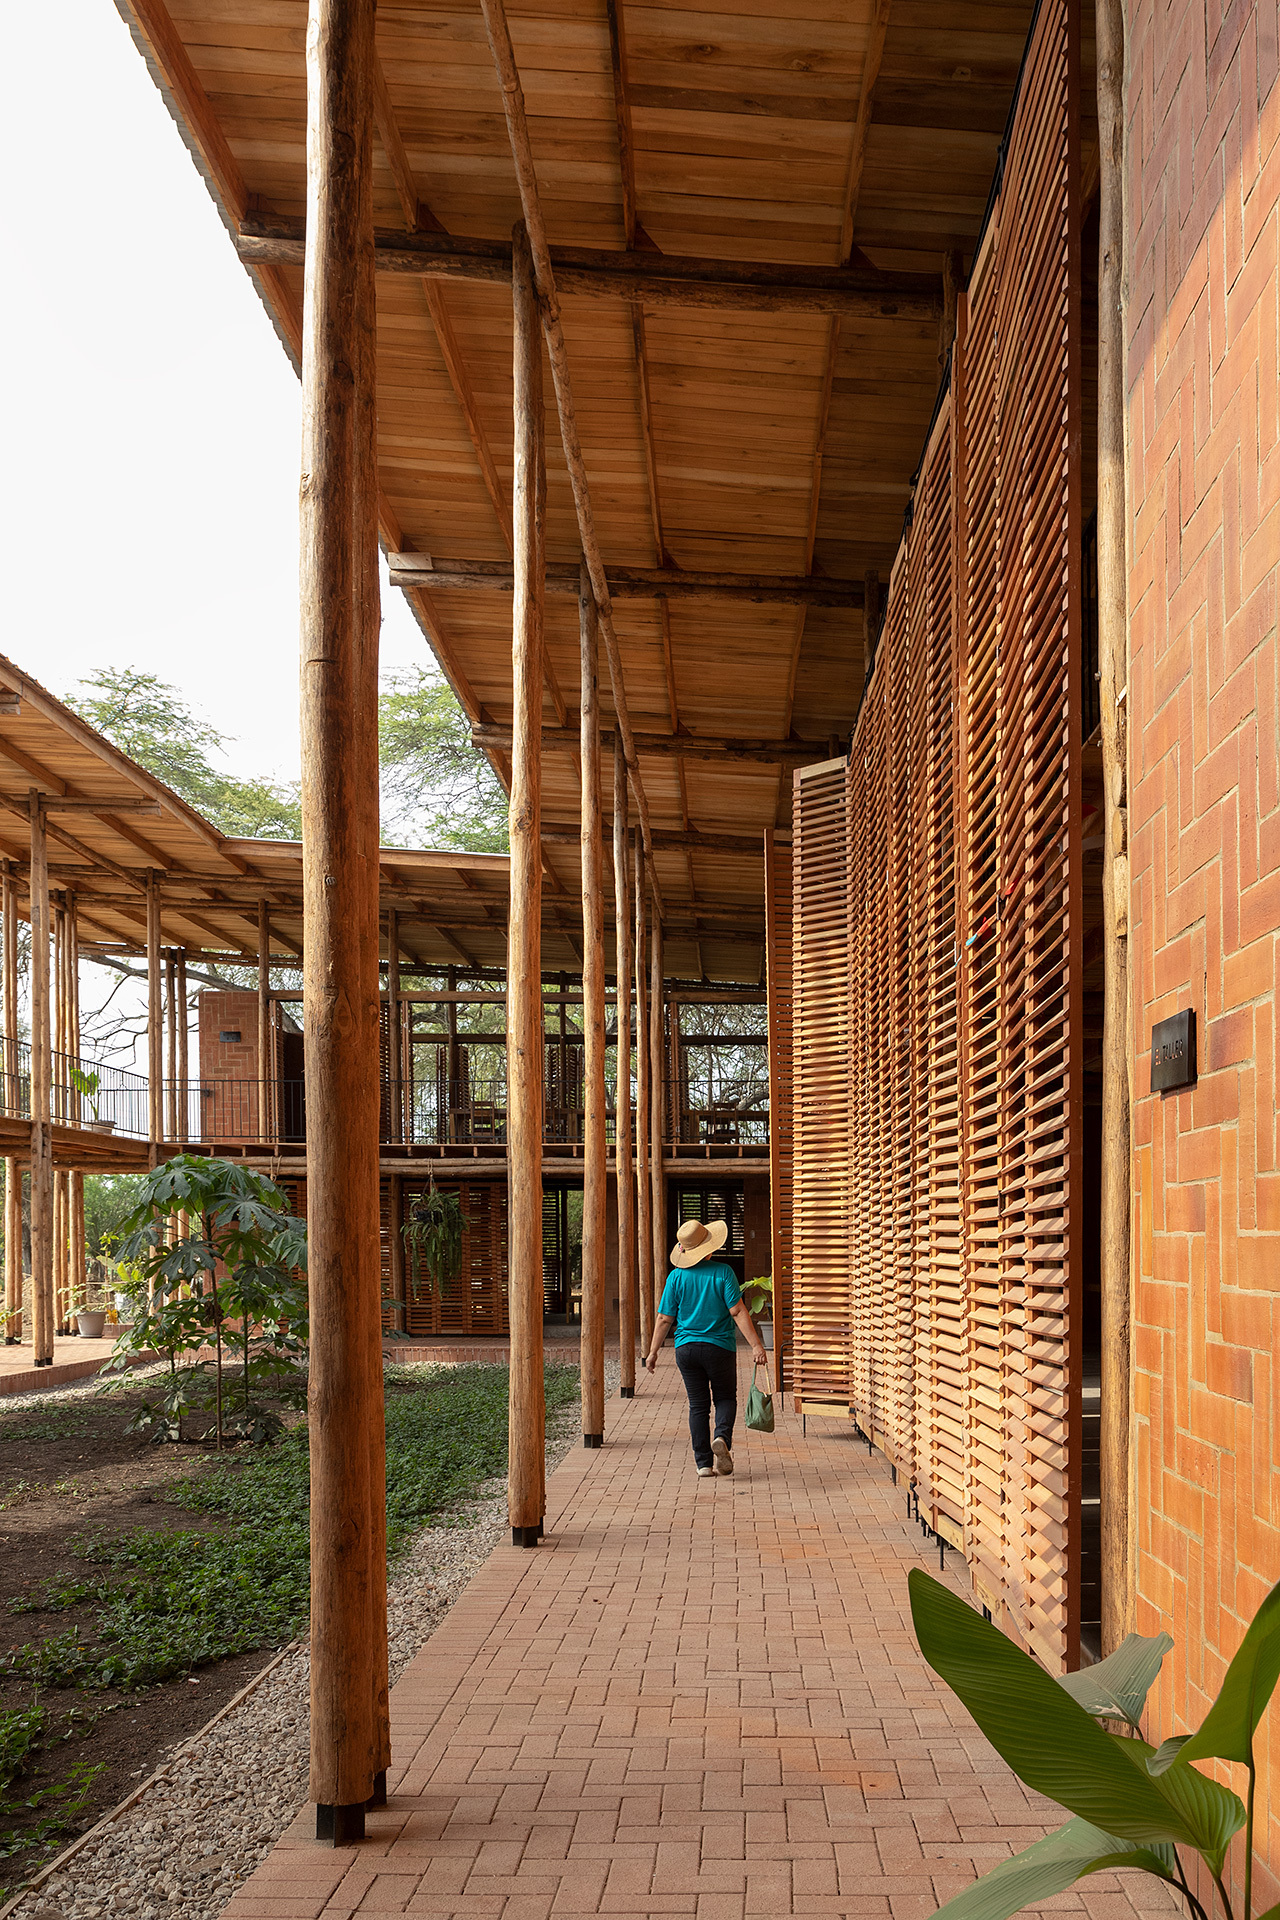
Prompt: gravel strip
<box><xmin>6</xmin><ymin>1359</ymin><xmax>618</xmax><ymax>1920</ymax></box>
<box><xmin>0</xmin><ymin>1361</ymin><xmax>176</xmax><ymax>1417</ymax></box>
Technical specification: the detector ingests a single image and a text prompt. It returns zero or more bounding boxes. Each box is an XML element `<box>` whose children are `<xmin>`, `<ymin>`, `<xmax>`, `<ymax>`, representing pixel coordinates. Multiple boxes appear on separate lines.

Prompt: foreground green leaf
<box><xmin>1057</xmin><ymin>1632</ymin><xmax>1173</xmax><ymax>1731</ymax></box>
<box><xmin>908</xmin><ymin>1570</ymin><xmax>1244</xmax><ymax>1859</ymax></box>
<box><xmin>928</xmin><ymin>1818</ymin><xmax>1174</xmax><ymax>1920</ymax></box>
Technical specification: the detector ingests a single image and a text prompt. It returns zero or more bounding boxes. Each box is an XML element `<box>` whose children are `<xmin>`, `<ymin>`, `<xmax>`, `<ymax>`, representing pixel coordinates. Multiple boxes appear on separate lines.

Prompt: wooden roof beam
<box><xmin>237</xmin><ymin>221</ymin><xmax>942</xmax><ymax>320</ymax></box>
<box><xmin>389</xmin><ymin>556</ymin><xmax>864</xmax><ymax>607</ymax></box>
<box><xmin>474</xmin><ymin>725</ymin><xmax>836</xmax><ymax>765</ymax></box>
<box><xmin>540</xmin><ymin>824</ymin><xmax>765</xmax><ymax>854</ymax></box>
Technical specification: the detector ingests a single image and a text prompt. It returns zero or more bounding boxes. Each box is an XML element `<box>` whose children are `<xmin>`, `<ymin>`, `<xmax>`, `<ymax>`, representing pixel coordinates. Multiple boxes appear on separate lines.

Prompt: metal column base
<box><xmin>619</xmin><ymin>1387</ymin><xmax>634</xmax><ymax>1399</ymax></box>
<box><xmin>369</xmin><ymin>1770</ymin><xmax>387</xmax><ymax>1808</ymax></box>
<box><xmin>512</xmin><ymin>1524</ymin><xmax>540</xmax><ymax>1547</ymax></box>
<box><xmin>316</xmin><ymin>1801</ymin><xmax>365</xmax><ymax>1845</ymax></box>
<box><xmin>583</xmin><ymin>1433</ymin><xmax>603</xmax><ymax>1449</ymax></box>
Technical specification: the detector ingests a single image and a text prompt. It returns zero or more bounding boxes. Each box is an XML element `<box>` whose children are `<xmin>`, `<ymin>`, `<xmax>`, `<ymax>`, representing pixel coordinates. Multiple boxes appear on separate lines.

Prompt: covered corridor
<box><xmin>224</xmin><ymin>1368</ymin><xmax>1168</xmax><ymax>1920</ymax></box>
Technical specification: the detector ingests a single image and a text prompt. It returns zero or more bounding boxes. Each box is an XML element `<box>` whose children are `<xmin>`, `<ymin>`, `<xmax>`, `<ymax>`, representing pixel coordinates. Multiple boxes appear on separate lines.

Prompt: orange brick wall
<box><xmin>1126</xmin><ymin>0</ymin><xmax>1280</xmax><ymax>1884</ymax></box>
<box><xmin>197</xmin><ymin>991</ymin><xmax>262</xmax><ymax>1140</ymax></box>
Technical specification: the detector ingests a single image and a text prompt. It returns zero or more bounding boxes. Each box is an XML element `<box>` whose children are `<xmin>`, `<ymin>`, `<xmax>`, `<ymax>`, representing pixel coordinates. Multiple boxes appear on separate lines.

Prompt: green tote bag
<box><xmin>745</xmin><ymin>1360</ymin><xmax>775</xmax><ymax>1434</ymax></box>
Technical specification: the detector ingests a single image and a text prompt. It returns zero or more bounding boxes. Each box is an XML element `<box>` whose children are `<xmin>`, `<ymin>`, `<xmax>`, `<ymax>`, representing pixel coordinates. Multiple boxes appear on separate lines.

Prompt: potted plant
<box><xmin>70</xmin><ymin>1285</ymin><xmax>108</xmax><ymax>1340</ymax></box>
<box><xmin>742</xmin><ymin>1274</ymin><xmax>774</xmax><ymax>1348</ymax></box>
<box><xmin>69</xmin><ymin>1066</ymin><xmax>114</xmax><ymax>1133</ymax></box>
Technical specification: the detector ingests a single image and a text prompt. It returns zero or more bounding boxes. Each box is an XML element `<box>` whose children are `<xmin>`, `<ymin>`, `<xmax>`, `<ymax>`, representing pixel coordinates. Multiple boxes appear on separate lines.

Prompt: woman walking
<box><xmin>644</xmin><ymin>1217</ymin><xmax>767</xmax><ymax>1478</ymax></box>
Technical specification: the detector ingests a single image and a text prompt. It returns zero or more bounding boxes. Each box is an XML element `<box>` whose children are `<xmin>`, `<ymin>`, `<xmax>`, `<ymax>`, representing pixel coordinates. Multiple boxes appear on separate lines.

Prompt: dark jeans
<box><xmin>675</xmin><ymin>1341</ymin><xmax>737</xmax><ymax>1468</ymax></box>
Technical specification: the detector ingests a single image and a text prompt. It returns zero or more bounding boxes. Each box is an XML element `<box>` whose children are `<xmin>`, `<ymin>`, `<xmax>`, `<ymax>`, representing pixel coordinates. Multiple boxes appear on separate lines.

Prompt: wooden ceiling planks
<box><xmin>119</xmin><ymin>0</ymin><xmax>1037</xmax><ymax>969</ymax></box>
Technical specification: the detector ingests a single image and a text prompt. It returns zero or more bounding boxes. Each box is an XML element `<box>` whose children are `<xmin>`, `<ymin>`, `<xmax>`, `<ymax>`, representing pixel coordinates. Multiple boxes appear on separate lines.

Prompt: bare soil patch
<box><xmin>0</xmin><ymin>1382</ymin><xmax>281</xmax><ymax>1893</ymax></box>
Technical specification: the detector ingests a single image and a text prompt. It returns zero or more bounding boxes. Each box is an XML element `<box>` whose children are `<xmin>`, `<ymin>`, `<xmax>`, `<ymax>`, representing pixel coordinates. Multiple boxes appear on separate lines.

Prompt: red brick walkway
<box><xmin>227</xmin><ymin>1367</ymin><xmax>1170</xmax><ymax>1920</ymax></box>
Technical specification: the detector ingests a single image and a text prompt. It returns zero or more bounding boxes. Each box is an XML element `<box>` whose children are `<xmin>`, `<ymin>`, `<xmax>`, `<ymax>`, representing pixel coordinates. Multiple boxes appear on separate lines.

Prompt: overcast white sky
<box><xmin>0</xmin><ymin>0</ymin><xmax>428</xmax><ymax>792</ymax></box>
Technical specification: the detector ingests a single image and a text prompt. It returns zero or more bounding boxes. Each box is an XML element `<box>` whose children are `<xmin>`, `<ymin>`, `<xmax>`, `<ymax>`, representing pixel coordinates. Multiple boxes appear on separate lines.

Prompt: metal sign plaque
<box><xmin>1150</xmin><ymin>1008</ymin><xmax>1196</xmax><ymax>1093</ymax></box>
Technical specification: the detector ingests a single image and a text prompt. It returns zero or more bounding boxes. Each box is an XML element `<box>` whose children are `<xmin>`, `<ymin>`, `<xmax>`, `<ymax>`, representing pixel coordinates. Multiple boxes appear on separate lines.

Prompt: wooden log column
<box><xmin>146</xmin><ymin>876</ymin><xmax>163</xmax><ymax>1162</ymax></box>
<box><xmin>165</xmin><ymin>950</ymin><xmax>178</xmax><ymax>1143</ymax></box>
<box><xmin>54</xmin><ymin>1176</ymin><xmax>69</xmax><ymax>1335</ymax></box>
<box><xmin>649</xmin><ymin>910</ymin><xmax>666</xmax><ymax>1314</ymax></box>
<box><xmin>3</xmin><ymin>862</ymin><xmax>19</xmax><ymax>1345</ymax></box>
<box><xmin>68</xmin><ymin>902</ymin><xmax>85</xmax><ymax>1327</ymax></box>
<box><xmin>54</xmin><ymin>901</ymin><xmax>69</xmax><ymax>1333</ymax></box>
<box><xmin>579</xmin><ymin>572</ymin><xmax>609</xmax><ymax>1426</ymax></box>
<box><xmin>612</xmin><ymin>741</ymin><xmax>637</xmax><ymax>1419</ymax></box>
<box><xmin>257</xmin><ymin>902</ymin><xmax>273</xmax><ymax>1147</ymax></box>
<box><xmin>387</xmin><ymin>910</ymin><xmax>403</xmax><ymax>1145</ymax></box>
<box><xmin>299</xmin><ymin>0</ymin><xmax>388</xmax><ymax>1842</ymax></box>
<box><xmin>387</xmin><ymin>1175</ymin><xmax>404</xmax><ymax>1337</ymax></box>
<box><xmin>1097</xmin><ymin>0</ymin><xmax>1131</xmax><ymax>1656</ymax></box>
<box><xmin>507</xmin><ymin>219</ymin><xmax>548</xmax><ymax>1531</ymax></box>
<box><xmin>29</xmin><ymin>797</ymin><xmax>54</xmax><ymax>1366</ymax></box>
<box><xmin>176</xmin><ymin>948</ymin><xmax>189</xmax><ymax>1144</ymax></box>
<box><xmin>631</xmin><ymin>831</ymin><xmax>649</xmax><ymax>1382</ymax></box>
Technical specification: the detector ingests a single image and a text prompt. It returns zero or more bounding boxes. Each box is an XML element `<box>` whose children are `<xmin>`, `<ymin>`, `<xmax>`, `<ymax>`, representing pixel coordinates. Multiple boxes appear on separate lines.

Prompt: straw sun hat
<box><xmin>669</xmin><ymin>1217</ymin><xmax>730</xmax><ymax>1268</ymax></box>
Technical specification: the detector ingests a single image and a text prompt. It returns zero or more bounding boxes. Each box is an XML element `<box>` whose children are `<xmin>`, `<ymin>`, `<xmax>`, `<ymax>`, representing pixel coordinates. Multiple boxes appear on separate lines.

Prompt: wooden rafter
<box><xmin>783</xmin><ymin>0</ymin><xmax>893</xmax><ymax>743</ymax></box>
<box><xmin>839</xmin><ymin>0</ymin><xmax>893</xmax><ymax>267</ymax></box>
<box><xmin>480</xmin><ymin>0</ymin><xmax>666</xmax><ymax>923</ymax></box>
<box><xmin>372</xmin><ymin>53</ymin><xmax>567</xmax><ymax>730</ymax></box>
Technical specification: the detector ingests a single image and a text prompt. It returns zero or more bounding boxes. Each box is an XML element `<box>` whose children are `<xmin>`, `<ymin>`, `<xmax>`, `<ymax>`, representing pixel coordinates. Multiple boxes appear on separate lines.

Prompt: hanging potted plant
<box><xmin>402</xmin><ymin>1184</ymin><xmax>467</xmax><ymax>1302</ymax></box>
<box><xmin>70</xmin><ymin>1066</ymin><xmax>114</xmax><ymax>1134</ymax></box>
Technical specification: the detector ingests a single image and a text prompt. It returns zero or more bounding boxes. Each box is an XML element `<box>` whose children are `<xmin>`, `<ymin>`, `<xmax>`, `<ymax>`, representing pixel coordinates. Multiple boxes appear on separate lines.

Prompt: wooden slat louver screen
<box><xmin>846</xmin><ymin>713</ymin><xmax>871</xmax><ymax>1427</ymax></box>
<box><xmin>788</xmin><ymin>0</ymin><xmax>1081</xmax><ymax>1666</ymax></box>
<box><xmin>848</xmin><ymin>654</ymin><xmax>896</xmax><ymax>1453</ymax></box>
<box><xmin>764</xmin><ymin>831</ymin><xmax>794</xmax><ymax>1375</ymax></box>
<box><xmin>791</xmin><ymin>758</ymin><xmax>852</xmax><ymax>1410</ymax></box>
<box><xmin>957</xmin><ymin>0</ymin><xmax>1082</xmax><ymax>1662</ymax></box>
<box><xmin>958</xmin><ymin>218</ymin><xmax>1007</xmax><ymax>1597</ymax></box>
<box><xmin>883</xmin><ymin>557</ymin><xmax>918</xmax><ymax>1479</ymax></box>
<box><xmin>902</xmin><ymin>401</ymin><xmax>966</xmax><ymax>1544</ymax></box>
<box><xmin>993</xmin><ymin>0</ymin><xmax>1082</xmax><ymax>1670</ymax></box>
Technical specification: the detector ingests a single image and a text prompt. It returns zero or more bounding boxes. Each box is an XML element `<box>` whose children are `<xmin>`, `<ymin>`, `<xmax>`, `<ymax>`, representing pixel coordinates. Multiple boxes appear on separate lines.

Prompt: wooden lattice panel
<box><xmin>791</xmin><ymin>759</ymin><xmax>852</xmax><ymax>1410</ymax></box>
<box><xmin>764</xmin><ymin>832</ymin><xmax>794</xmax><ymax>1371</ymax></box>
<box><xmin>402</xmin><ymin>1180</ymin><xmax>510</xmax><ymax>1338</ymax></box>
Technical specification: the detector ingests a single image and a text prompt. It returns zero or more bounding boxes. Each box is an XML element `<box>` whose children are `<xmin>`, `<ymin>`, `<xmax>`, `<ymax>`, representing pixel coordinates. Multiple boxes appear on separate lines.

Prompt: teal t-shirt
<box><xmin>658</xmin><ymin>1259</ymin><xmax>742</xmax><ymax>1352</ymax></box>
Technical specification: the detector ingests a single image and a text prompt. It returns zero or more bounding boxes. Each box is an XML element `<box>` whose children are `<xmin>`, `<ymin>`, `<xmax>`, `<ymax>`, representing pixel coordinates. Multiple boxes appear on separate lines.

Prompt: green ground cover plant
<box><xmin>909</xmin><ymin>1567</ymin><xmax>1280</xmax><ymax>1920</ymax></box>
<box><xmin>4</xmin><ymin>1363</ymin><xmax>579</xmax><ymax>1693</ymax></box>
<box><xmin>0</xmin><ymin>1703</ymin><xmax>104</xmax><ymax>1871</ymax></box>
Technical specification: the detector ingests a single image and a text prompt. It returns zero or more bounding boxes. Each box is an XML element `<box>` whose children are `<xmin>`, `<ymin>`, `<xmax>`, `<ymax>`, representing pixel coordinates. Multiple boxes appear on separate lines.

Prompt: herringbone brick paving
<box><xmin>225</xmin><ymin>1368</ymin><xmax>1174</xmax><ymax>1919</ymax></box>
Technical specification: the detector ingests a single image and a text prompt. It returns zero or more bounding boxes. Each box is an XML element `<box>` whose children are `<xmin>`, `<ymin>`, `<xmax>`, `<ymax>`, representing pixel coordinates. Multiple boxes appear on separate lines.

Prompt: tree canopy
<box><xmin>69</xmin><ymin>662</ymin><xmax>508</xmax><ymax>855</ymax></box>
<box><xmin>379</xmin><ymin>665</ymin><xmax>508</xmax><ymax>852</ymax></box>
<box><xmin>68</xmin><ymin>667</ymin><xmax>304</xmax><ymax>839</ymax></box>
